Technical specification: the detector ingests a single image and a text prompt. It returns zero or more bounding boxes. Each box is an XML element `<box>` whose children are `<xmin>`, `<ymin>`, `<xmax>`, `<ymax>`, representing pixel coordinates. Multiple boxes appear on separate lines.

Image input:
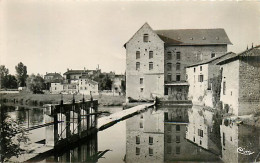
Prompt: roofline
<box><xmin>216</xmin><ymin>46</ymin><xmax>260</xmax><ymax>65</ymax></box>
<box><xmin>165</xmin><ymin>43</ymin><xmax>232</xmax><ymax>46</ymax></box>
<box><xmin>186</xmin><ymin>52</ymin><xmax>235</xmax><ymax>68</ymax></box>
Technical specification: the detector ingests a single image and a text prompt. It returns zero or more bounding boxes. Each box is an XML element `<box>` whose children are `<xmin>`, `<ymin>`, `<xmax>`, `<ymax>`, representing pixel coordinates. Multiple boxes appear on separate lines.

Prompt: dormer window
<box><xmin>190</xmin><ymin>37</ymin><xmax>193</xmax><ymax>40</ymax></box>
<box><xmin>216</xmin><ymin>37</ymin><xmax>219</xmax><ymax>40</ymax></box>
<box><xmin>143</xmin><ymin>34</ymin><xmax>149</xmax><ymax>42</ymax></box>
<box><xmin>202</xmin><ymin>37</ymin><xmax>206</xmax><ymax>40</ymax></box>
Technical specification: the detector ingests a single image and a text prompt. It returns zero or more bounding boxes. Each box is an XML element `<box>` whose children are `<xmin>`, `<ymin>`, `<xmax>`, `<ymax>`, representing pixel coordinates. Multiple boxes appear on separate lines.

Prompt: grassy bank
<box><xmin>0</xmin><ymin>92</ymin><xmax>125</xmax><ymax>107</ymax></box>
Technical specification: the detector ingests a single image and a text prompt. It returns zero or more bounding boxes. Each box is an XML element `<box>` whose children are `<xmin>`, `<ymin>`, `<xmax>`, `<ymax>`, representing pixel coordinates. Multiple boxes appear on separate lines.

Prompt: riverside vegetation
<box><xmin>0</xmin><ymin>92</ymin><xmax>125</xmax><ymax>107</ymax></box>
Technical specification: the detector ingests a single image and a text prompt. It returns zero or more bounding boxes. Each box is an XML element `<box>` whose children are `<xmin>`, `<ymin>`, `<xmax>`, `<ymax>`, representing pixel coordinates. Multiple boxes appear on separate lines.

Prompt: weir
<box><xmin>43</xmin><ymin>98</ymin><xmax>98</xmax><ymax>149</ymax></box>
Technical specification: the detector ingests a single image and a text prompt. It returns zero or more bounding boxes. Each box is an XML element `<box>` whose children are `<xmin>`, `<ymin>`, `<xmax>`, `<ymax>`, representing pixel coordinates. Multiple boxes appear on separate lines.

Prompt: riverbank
<box><xmin>0</xmin><ymin>92</ymin><xmax>125</xmax><ymax>107</ymax></box>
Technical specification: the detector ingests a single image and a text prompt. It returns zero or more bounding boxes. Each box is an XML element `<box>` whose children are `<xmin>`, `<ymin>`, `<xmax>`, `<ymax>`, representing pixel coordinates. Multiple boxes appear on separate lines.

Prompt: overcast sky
<box><xmin>1</xmin><ymin>0</ymin><xmax>260</xmax><ymax>75</ymax></box>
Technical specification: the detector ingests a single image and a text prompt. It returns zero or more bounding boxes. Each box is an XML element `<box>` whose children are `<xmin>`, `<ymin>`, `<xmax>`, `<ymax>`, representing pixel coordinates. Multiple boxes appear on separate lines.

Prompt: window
<box><xmin>211</xmin><ymin>53</ymin><xmax>215</xmax><ymax>58</ymax></box>
<box><xmin>167</xmin><ymin>52</ymin><xmax>172</xmax><ymax>60</ymax></box>
<box><xmin>143</xmin><ymin>34</ymin><xmax>149</xmax><ymax>42</ymax></box>
<box><xmin>223</xmin><ymin>81</ymin><xmax>226</xmax><ymax>95</ymax></box>
<box><xmin>198</xmin><ymin>129</ymin><xmax>203</xmax><ymax>137</ymax></box>
<box><xmin>199</xmin><ymin>75</ymin><xmax>204</xmax><ymax>82</ymax></box>
<box><xmin>136</xmin><ymin>147</ymin><xmax>140</xmax><ymax>155</ymax></box>
<box><xmin>176</xmin><ymin>52</ymin><xmax>181</xmax><ymax>60</ymax></box>
<box><xmin>149</xmin><ymin>62</ymin><xmax>153</xmax><ymax>70</ymax></box>
<box><xmin>167</xmin><ymin>63</ymin><xmax>172</xmax><ymax>71</ymax></box>
<box><xmin>140</xmin><ymin>114</ymin><xmax>143</xmax><ymax>119</ymax></box>
<box><xmin>176</xmin><ymin>136</ymin><xmax>180</xmax><ymax>143</ymax></box>
<box><xmin>136</xmin><ymin>62</ymin><xmax>140</xmax><ymax>70</ymax></box>
<box><xmin>136</xmin><ymin>51</ymin><xmax>140</xmax><ymax>59</ymax></box>
<box><xmin>193</xmin><ymin>137</ymin><xmax>195</xmax><ymax>142</ymax></box>
<box><xmin>136</xmin><ymin>136</ymin><xmax>140</xmax><ymax>144</ymax></box>
<box><xmin>176</xmin><ymin>74</ymin><xmax>181</xmax><ymax>81</ymax></box>
<box><xmin>167</xmin><ymin>73</ymin><xmax>172</xmax><ymax>82</ymax></box>
<box><xmin>140</xmin><ymin>122</ymin><xmax>143</xmax><ymax>128</ymax></box>
<box><xmin>200</xmin><ymin>140</ymin><xmax>202</xmax><ymax>145</ymax></box>
<box><xmin>194</xmin><ymin>67</ymin><xmax>196</xmax><ymax>72</ymax></box>
<box><xmin>176</xmin><ymin>146</ymin><xmax>180</xmax><ymax>154</ymax></box>
<box><xmin>200</xmin><ymin>66</ymin><xmax>202</xmax><ymax>71</ymax></box>
<box><xmin>149</xmin><ymin>51</ymin><xmax>153</xmax><ymax>59</ymax></box>
<box><xmin>140</xmin><ymin>78</ymin><xmax>143</xmax><ymax>84</ymax></box>
<box><xmin>167</xmin><ymin>146</ymin><xmax>172</xmax><ymax>154</ymax></box>
<box><xmin>85</xmin><ymin>87</ymin><xmax>87</xmax><ymax>90</ymax></box>
<box><xmin>149</xmin><ymin>136</ymin><xmax>153</xmax><ymax>145</ymax></box>
<box><xmin>167</xmin><ymin>135</ymin><xmax>172</xmax><ymax>143</ymax></box>
<box><xmin>176</xmin><ymin>63</ymin><xmax>181</xmax><ymax>71</ymax></box>
<box><xmin>149</xmin><ymin>148</ymin><xmax>153</xmax><ymax>156</ymax></box>
<box><xmin>140</xmin><ymin>88</ymin><xmax>144</xmax><ymax>92</ymax></box>
<box><xmin>167</xmin><ymin>125</ymin><xmax>171</xmax><ymax>132</ymax></box>
<box><xmin>176</xmin><ymin>125</ymin><xmax>180</xmax><ymax>132</ymax></box>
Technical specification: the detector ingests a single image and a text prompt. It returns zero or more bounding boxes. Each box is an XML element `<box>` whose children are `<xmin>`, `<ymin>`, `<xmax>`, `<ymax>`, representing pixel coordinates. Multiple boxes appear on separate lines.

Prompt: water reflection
<box><xmin>1</xmin><ymin>104</ymin><xmax>260</xmax><ymax>162</ymax></box>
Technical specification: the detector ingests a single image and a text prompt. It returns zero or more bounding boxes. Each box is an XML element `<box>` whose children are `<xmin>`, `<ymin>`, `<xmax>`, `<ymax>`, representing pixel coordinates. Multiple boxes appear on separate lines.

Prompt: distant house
<box><xmin>78</xmin><ymin>77</ymin><xmax>99</xmax><ymax>95</ymax></box>
<box><xmin>217</xmin><ymin>45</ymin><xmax>260</xmax><ymax>116</ymax></box>
<box><xmin>44</xmin><ymin>72</ymin><xmax>63</xmax><ymax>90</ymax></box>
<box><xmin>186</xmin><ymin>52</ymin><xmax>236</xmax><ymax>107</ymax></box>
<box><xmin>124</xmin><ymin>22</ymin><xmax>232</xmax><ymax>101</ymax></box>
<box><xmin>63</xmin><ymin>68</ymin><xmax>101</xmax><ymax>83</ymax></box>
<box><xmin>50</xmin><ymin>83</ymin><xmax>63</xmax><ymax>94</ymax></box>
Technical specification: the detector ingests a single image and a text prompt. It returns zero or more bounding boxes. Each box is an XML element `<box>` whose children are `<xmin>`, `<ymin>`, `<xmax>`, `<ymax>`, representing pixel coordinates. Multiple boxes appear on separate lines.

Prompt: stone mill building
<box><xmin>124</xmin><ymin>22</ymin><xmax>232</xmax><ymax>101</ymax></box>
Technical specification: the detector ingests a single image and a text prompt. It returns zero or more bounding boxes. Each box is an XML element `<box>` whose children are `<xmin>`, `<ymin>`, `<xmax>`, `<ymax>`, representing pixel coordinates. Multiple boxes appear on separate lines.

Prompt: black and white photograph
<box><xmin>0</xmin><ymin>0</ymin><xmax>260</xmax><ymax>162</ymax></box>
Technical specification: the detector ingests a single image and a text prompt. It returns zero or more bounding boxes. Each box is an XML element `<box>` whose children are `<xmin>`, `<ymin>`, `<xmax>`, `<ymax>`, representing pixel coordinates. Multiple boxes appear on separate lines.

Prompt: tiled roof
<box><xmin>155</xmin><ymin>28</ymin><xmax>232</xmax><ymax>45</ymax></box>
<box><xmin>45</xmin><ymin>73</ymin><xmax>62</xmax><ymax>78</ymax></box>
<box><xmin>186</xmin><ymin>52</ymin><xmax>236</xmax><ymax>68</ymax></box>
<box><xmin>217</xmin><ymin>45</ymin><xmax>260</xmax><ymax>65</ymax></box>
<box><xmin>63</xmin><ymin>70</ymin><xmax>98</xmax><ymax>75</ymax></box>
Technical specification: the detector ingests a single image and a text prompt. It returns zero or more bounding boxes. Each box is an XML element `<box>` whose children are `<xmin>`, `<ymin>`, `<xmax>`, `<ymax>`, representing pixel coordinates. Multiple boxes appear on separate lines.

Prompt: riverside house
<box><xmin>124</xmin><ymin>22</ymin><xmax>232</xmax><ymax>101</ymax></box>
<box><xmin>186</xmin><ymin>52</ymin><xmax>236</xmax><ymax>107</ymax></box>
<box><xmin>217</xmin><ymin>45</ymin><xmax>260</xmax><ymax>116</ymax></box>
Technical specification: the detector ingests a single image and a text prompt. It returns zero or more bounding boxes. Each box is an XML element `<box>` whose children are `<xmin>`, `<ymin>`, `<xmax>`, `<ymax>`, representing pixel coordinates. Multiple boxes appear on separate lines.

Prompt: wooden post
<box><xmin>77</xmin><ymin>103</ymin><xmax>82</xmax><ymax>137</ymax></box>
<box><xmin>65</xmin><ymin>105</ymin><xmax>71</xmax><ymax>140</ymax></box>
<box><xmin>53</xmin><ymin>106</ymin><xmax>59</xmax><ymax>146</ymax></box>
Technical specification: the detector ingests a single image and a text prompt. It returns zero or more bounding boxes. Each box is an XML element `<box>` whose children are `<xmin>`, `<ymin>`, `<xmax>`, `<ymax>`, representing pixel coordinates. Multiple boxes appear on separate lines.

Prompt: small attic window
<box><xmin>202</xmin><ymin>37</ymin><xmax>206</xmax><ymax>40</ymax></box>
<box><xmin>190</xmin><ymin>37</ymin><xmax>193</xmax><ymax>40</ymax></box>
<box><xmin>143</xmin><ymin>34</ymin><xmax>149</xmax><ymax>42</ymax></box>
<box><xmin>216</xmin><ymin>37</ymin><xmax>219</xmax><ymax>40</ymax></box>
<box><xmin>177</xmin><ymin>37</ymin><xmax>181</xmax><ymax>40</ymax></box>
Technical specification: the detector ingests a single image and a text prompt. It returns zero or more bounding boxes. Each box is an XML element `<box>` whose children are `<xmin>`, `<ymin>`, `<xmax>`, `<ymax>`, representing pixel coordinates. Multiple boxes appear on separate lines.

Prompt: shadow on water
<box><xmin>1</xmin><ymin>104</ymin><xmax>260</xmax><ymax>162</ymax></box>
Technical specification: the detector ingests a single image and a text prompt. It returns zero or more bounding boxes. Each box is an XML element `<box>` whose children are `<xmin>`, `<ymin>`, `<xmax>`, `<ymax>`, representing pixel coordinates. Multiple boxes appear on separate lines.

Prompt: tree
<box><xmin>0</xmin><ymin>65</ymin><xmax>9</xmax><ymax>89</ymax></box>
<box><xmin>0</xmin><ymin>65</ymin><xmax>18</xmax><ymax>89</ymax></box>
<box><xmin>15</xmin><ymin>62</ymin><xmax>28</xmax><ymax>87</ymax></box>
<box><xmin>0</xmin><ymin>110</ymin><xmax>29</xmax><ymax>162</ymax></box>
<box><xmin>26</xmin><ymin>74</ymin><xmax>45</xmax><ymax>94</ymax></box>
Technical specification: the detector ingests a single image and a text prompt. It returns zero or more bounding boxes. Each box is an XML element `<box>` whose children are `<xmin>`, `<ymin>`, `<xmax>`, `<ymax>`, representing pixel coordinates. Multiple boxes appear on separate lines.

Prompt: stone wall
<box><xmin>238</xmin><ymin>58</ymin><xmax>260</xmax><ymax>115</ymax></box>
<box><xmin>220</xmin><ymin>60</ymin><xmax>240</xmax><ymax>115</ymax></box>
<box><xmin>126</xmin><ymin>23</ymin><xmax>165</xmax><ymax>100</ymax></box>
<box><xmin>165</xmin><ymin>45</ymin><xmax>227</xmax><ymax>82</ymax></box>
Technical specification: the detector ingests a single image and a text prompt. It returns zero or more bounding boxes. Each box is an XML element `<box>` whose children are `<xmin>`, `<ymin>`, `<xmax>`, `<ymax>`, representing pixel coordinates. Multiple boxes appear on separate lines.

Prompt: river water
<box><xmin>1</xmin><ymin>104</ymin><xmax>260</xmax><ymax>162</ymax></box>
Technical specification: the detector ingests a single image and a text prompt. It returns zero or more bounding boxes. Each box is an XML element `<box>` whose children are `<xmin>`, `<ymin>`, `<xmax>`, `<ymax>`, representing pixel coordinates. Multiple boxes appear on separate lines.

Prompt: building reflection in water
<box><xmin>125</xmin><ymin>107</ymin><xmax>164</xmax><ymax>163</ymax></box>
<box><xmin>125</xmin><ymin>105</ymin><xmax>221</xmax><ymax>162</ymax></box>
<box><xmin>164</xmin><ymin>105</ymin><xmax>220</xmax><ymax>162</ymax></box>
<box><xmin>186</xmin><ymin>105</ymin><xmax>220</xmax><ymax>155</ymax></box>
<box><xmin>220</xmin><ymin>118</ymin><xmax>260</xmax><ymax>162</ymax></box>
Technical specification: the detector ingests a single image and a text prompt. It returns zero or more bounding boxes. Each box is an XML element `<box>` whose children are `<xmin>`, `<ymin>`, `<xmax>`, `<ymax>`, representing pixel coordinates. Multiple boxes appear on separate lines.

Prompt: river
<box><xmin>1</xmin><ymin>104</ymin><xmax>260</xmax><ymax>162</ymax></box>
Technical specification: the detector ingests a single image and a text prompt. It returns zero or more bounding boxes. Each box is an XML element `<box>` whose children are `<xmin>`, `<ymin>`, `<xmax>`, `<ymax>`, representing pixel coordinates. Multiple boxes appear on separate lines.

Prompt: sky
<box><xmin>1</xmin><ymin>0</ymin><xmax>260</xmax><ymax>75</ymax></box>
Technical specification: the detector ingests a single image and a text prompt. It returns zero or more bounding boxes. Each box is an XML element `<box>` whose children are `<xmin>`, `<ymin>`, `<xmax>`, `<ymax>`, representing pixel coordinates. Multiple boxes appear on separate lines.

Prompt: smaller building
<box><xmin>217</xmin><ymin>45</ymin><xmax>260</xmax><ymax>115</ymax></box>
<box><xmin>50</xmin><ymin>83</ymin><xmax>63</xmax><ymax>94</ymax></box>
<box><xmin>63</xmin><ymin>68</ymin><xmax>101</xmax><ymax>83</ymax></box>
<box><xmin>44</xmin><ymin>72</ymin><xmax>63</xmax><ymax>90</ymax></box>
<box><xmin>186</xmin><ymin>52</ymin><xmax>236</xmax><ymax>107</ymax></box>
<box><xmin>78</xmin><ymin>77</ymin><xmax>99</xmax><ymax>95</ymax></box>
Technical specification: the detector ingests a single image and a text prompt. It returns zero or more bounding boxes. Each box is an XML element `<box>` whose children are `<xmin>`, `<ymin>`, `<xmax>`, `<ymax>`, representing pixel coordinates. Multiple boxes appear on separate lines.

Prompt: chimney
<box><xmin>247</xmin><ymin>45</ymin><xmax>248</xmax><ymax>50</ymax></box>
<box><xmin>252</xmin><ymin>43</ymin><xmax>254</xmax><ymax>49</ymax></box>
<box><xmin>46</xmin><ymin>72</ymin><xmax>47</xmax><ymax>75</ymax></box>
